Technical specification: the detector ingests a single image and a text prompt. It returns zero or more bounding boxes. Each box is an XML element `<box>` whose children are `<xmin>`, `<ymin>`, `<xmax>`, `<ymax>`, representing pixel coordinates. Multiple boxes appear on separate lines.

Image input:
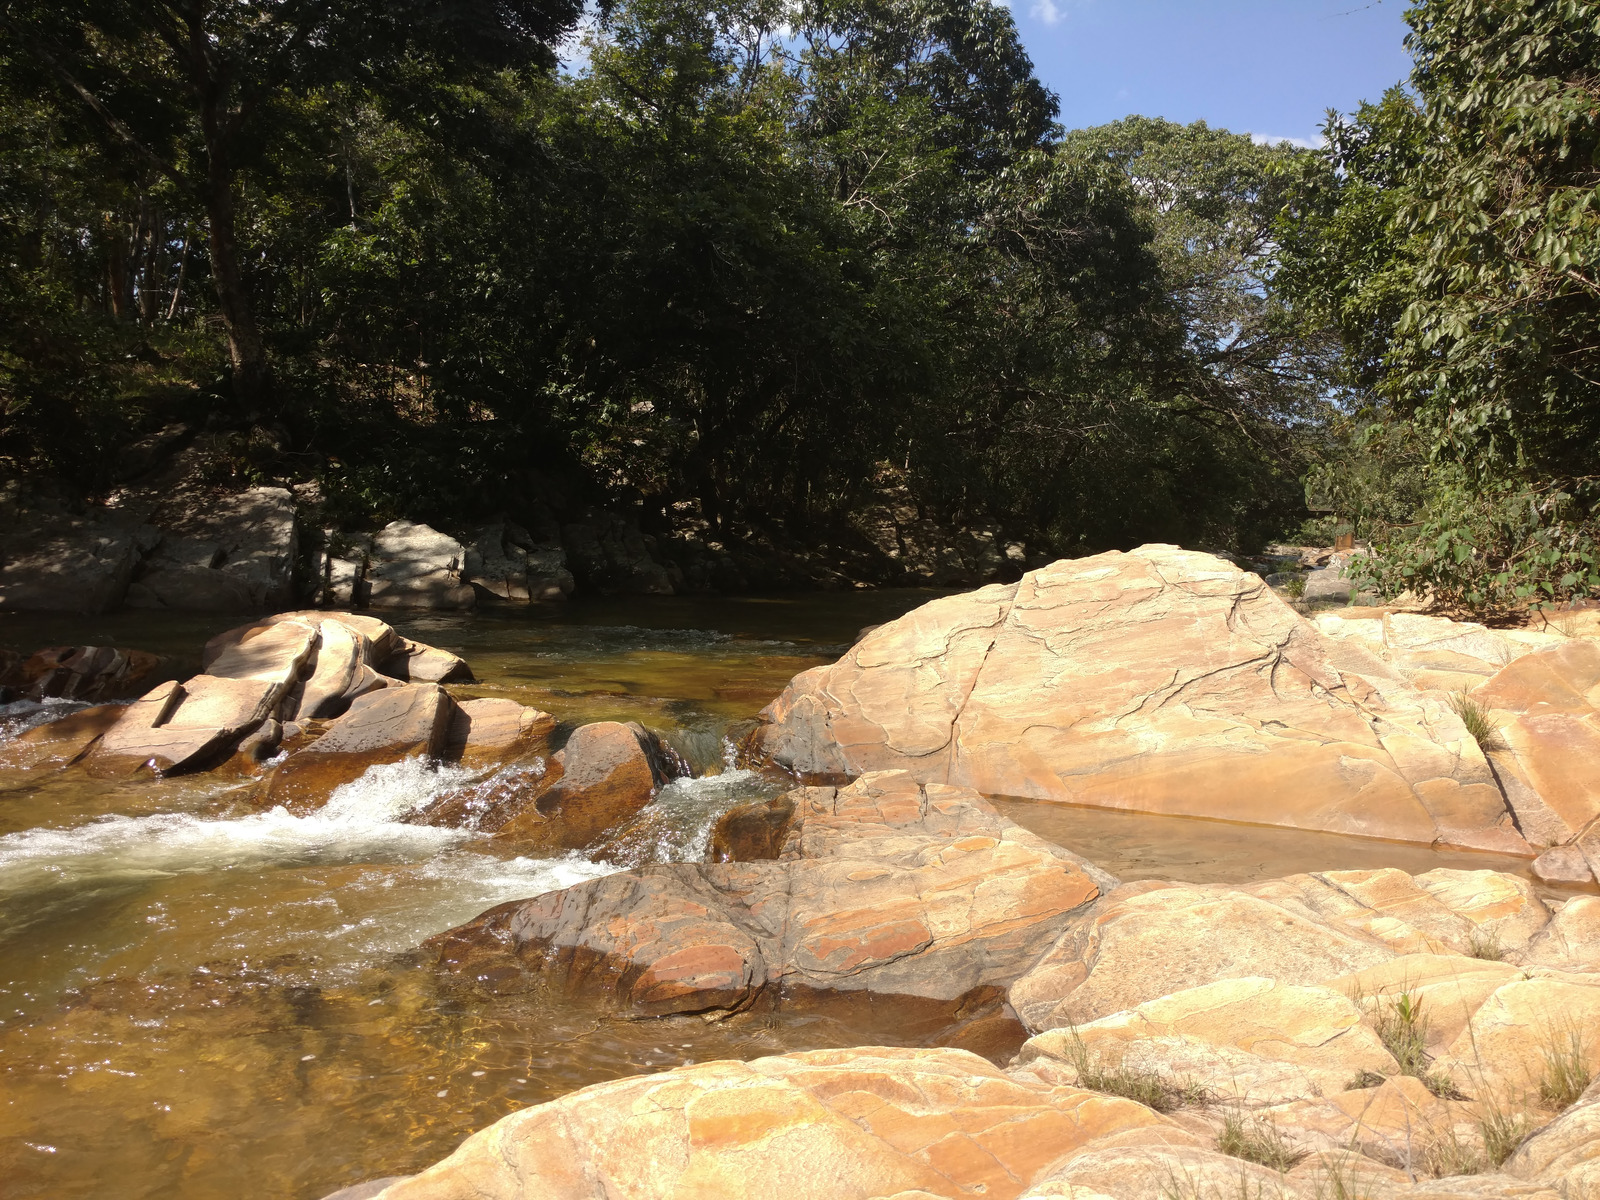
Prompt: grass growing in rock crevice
<box><xmin>1540</xmin><ymin>1024</ymin><xmax>1593</xmax><ymax>1110</ymax></box>
<box><xmin>1061</xmin><ymin>1030</ymin><xmax>1211</xmax><ymax>1113</ymax></box>
<box><xmin>1465</xmin><ymin>928</ymin><xmax>1504</xmax><ymax>961</ymax></box>
<box><xmin>1347</xmin><ymin>990</ymin><xmax>1465</xmax><ymax>1099</ymax></box>
<box><xmin>1216</xmin><ymin>1112</ymin><xmax>1308</xmax><ymax>1172</ymax></box>
<box><xmin>1449</xmin><ymin>690</ymin><xmax>1503</xmax><ymax>751</ymax></box>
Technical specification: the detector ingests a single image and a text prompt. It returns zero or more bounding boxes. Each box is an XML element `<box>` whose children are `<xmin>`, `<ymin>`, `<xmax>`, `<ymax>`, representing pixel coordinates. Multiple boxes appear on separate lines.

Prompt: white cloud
<box><xmin>1249</xmin><ymin>132</ymin><xmax>1326</xmax><ymax>150</ymax></box>
<box><xmin>1031</xmin><ymin>0</ymin><xmax>1062</xmax><ymax>22</ymax></box>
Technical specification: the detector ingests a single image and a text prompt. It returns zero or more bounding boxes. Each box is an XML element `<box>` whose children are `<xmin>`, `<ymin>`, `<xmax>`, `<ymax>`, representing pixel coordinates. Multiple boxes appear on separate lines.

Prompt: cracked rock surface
<box><xmin>751</xmin><ymin>545</ymin><xmax>1528</xmax><ymax>854</ymax></box>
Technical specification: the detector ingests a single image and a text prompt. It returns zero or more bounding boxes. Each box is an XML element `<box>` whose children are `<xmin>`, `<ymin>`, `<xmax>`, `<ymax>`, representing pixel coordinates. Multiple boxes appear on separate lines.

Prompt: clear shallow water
<box><xmin>0</xmin><ymin>592</ymin><xmax>1565</xmax><ymax>1200</ymax></box>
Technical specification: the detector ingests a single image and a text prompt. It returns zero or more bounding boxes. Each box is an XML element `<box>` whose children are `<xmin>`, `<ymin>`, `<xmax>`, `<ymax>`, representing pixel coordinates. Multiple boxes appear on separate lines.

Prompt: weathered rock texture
<box><xmin>752</xmin><ymin>546</ymin><xmax>1527</xmax><ymax>854</ymax></box>
<box><xmin>0</xmin><ymin>645</ymin><xmax>161</xmax><ymax>703</ymax></box>
<box><xmin>364</xmin><ymin>521</ymin><xmax>476</xmax><ymax>610</ymax></box>
<box><xmin>359</xmin><ymin>1046</ymin><xmax>1176</xmax><ymax>1200</ymax></box>
<box><xmin>430</xmin><ymin>770</ymin><xmax>1106</xmax><ymax>1023</ymax></box>
<box><xmin>1008</xmin><ymin>865</ymin><xmax>1592</xmax><ymax>1035</ymax></box>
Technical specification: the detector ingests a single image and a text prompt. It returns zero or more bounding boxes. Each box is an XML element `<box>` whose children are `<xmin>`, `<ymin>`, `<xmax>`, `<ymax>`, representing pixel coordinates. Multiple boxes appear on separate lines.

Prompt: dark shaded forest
<box><xmin>2</xmin><ymin>0</ymin><xmax>1597</xmax><ymax>609</ymax></box>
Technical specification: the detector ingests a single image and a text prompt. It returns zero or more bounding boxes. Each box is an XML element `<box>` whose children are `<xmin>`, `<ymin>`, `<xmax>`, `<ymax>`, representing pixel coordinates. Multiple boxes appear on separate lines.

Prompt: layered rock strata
<box><xmin>752</xmin><ymin>545</ymin><xmax>1532</xmax><ymax>855</ymax></box>
<box><xmin>430</xmin><ymin>770</ymin><xmax>1107</xmax><ymax>1025</ymax></box>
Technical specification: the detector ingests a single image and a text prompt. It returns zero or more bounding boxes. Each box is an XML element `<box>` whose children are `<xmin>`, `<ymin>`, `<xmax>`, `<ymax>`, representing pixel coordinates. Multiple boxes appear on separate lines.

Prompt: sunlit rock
<box><xmin>365</xmin><ymin>520</ymin><xmax>476</xmax><ymax>610</ymax></box>
<box><xmin>264</xmin><ymin>684</ymin><xmax>456</xmax><ymax>812</ymax></box>
<box><xmin>430</xmin><ymin>771</ymin><xmax>1104</xmax><ymax>1026</ymax></box>
<box><xmin>356</xmin><ymin>1046</ymin><xmax>1173</xmax><ymax>1200</ymax></box>
<box><xmin>751</xmin><ymin>545</ymin><xmax>1527</xmax><ymax>854</ymax></box>
<box><xmin>0</xmin><ymin>703</ymin><xmax>128</xmax><ymax>771</ymax></box>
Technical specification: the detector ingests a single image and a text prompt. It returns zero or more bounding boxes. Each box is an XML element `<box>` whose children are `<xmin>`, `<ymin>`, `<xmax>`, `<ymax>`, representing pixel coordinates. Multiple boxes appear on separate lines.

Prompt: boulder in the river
<box><xmin>708</xmin><ymin>793</ymin><xmax>797</xmax><ymax>862</ymax></box>
<box><xmin>279</xmin><ymin>619</ymin><xmax>389</xmax><ymax>721</ymax></box>
<box><xmin>494</xmin><ymin>720</ymin><xmax>672</xmax><ymax>848</ymax></box>
<box><xmin>263</xmin><ymin>683</ymin><xmax>455</xmax><ymax>812</ymax></box>
<box><xmin>750</xmin><ymin>545</ymin><xmax>1527</xmax><ymax>855</ymax></box>
<box><xmin>431</xmin><ymin>771</ymin><xmax>1105</xmax><ymax>1025</ymax></box>
<box><xmin>348</xmin><ymin>1046</ymin><xmax>1173</xmax><ymax>1200</ymax></box>
<box><xmin>127</xmin><ymin>485</ymin><xmax>299</xmax><ymax>610</ymax></box>
<box><xmin>378</xmin><ymin>637</ymin><xmax>472</xmax><ymax>684</ymax></box>
<box><xmin>464</xmin><ymin>520</ymin><xmax>574</xmax><ymax>604</ymax></box>
<box><xmin>365</xmin><ymin>521</ymin><xmax>476</xmax><ymax>610</ymax></box>
<box><xmin>0</xmin><ymin>645</ymin><xmax>161</xmax><ymax>703</ymax></box>
<box><xmin>0</xmin><ymin>703</ymin><xmax>128</xmax><ymax>771</ymax></box>
<box><xmin>439</xmin><ymin>698</ymin><xmax>555</xmax><ymax>770</ymax></box>
<box><xmin>85</xmin><ymin>675</ymin><xmax>287</xmax><ymax>776</ymax></box>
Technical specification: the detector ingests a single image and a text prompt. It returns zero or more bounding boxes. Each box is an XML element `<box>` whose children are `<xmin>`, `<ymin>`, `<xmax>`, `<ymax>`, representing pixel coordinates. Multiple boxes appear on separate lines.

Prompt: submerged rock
<box><xmin>430</xmin><ymin>771</ymin><xmax>1105</xmax><ymax>1026</ymax></box>
<box><xmin>751</xmin><ymin>545</ymin><xmax>1528</xmax><ymax>855</ymax></box>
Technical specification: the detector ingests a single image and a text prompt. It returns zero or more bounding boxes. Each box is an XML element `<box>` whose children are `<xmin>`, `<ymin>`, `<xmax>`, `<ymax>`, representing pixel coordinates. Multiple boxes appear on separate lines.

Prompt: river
<box><xmin>0</xmin><ymin>595</ymin><xmax>1547</xmax><ymax>1199</ymax></box>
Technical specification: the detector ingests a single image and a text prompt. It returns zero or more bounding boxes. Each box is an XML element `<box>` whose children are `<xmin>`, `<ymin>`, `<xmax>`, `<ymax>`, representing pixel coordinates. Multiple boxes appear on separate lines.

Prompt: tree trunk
<box><xmin>198</xmin><ymin>68</ymin><xmax>267</xmax><ymax>411</ymax></box>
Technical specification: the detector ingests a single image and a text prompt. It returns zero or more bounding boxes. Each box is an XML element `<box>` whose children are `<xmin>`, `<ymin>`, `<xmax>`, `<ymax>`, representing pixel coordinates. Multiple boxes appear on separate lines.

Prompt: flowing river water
<box><xmin>0</xmin><ymin>595</ymin><xmax>1550</xmax><ymax>1200</ymax></box>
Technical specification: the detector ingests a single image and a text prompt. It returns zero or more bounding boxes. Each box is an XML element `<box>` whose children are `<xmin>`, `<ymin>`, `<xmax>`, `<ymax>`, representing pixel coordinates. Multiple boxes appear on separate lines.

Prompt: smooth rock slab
<box><xmin>752</xmin><ymin>545</ymin><xmax>1525</xmax><ymax>854</ymax></box>
<box><xmin>431</xmin><ymin>771</ymin><xmax>1102</xmax><ymax>1020</ymax></box>
<box><xmin>362</xmin><ymin>1046</ymin><xmax>1173</xmax><ymax>1200</ymax></box>
<box><xmin>0</xmin><ymin>704</ymin><xmax>128</xmax><ymax>771</ymax></box>
<box><xmin>85</xmin><ymin>676</ymin><xmax>281</xmax><ymax>775</ymax></box>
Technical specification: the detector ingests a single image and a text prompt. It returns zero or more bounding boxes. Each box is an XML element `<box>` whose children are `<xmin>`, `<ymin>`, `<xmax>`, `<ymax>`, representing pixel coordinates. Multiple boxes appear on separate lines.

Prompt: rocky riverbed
<box><xmin>2</xmin><ymin>546</ymin><xmax>1597</xmax><ymax>1200</ymax></box>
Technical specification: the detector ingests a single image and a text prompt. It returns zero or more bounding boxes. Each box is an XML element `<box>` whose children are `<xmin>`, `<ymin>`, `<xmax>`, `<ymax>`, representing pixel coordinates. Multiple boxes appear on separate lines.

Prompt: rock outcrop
<box><xmin>1008</xmin><ymin>866</ymin><xmax>1588</xmax><ymax>1034</ymax></box>
<box><xmin>430</xmin><ymin>771</ymin><xmax>1106</xmax><ymax>1028</ymax></box>
<box><xmin>0</xmin><ymin>645</ymin><xmax>161</xmax><ymax>703</ymax></box>
<box><xmin>364</xmin><ymin>521</ymin><xmax>477</xmax><ymax>610</ymax></box>
<box><xmin>353</xmin><ymin>1047</ymin><xmax>1176</xmax><ymax>1200</ymax></box>
<box><xmin>752</xmin><ymin>546</ymin><xmax>1527</xmax><ymax>854</ymax></box>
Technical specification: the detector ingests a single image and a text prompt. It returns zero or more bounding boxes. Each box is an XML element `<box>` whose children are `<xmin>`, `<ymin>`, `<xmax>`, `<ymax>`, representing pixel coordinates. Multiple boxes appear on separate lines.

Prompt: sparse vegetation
<box><xmin>1346</xmin><ymin>1069</ymin><xmax>1387</xmax><ymax>1090</ymax></box>
<box><xmin>1217</xmin><ymin>1112</ymin><xmax>1308</xmax><ymax>1172</ymax></box>
<box><xmin>1062</xmin><ymin>1030</ymin><xmax>1211</xmax><ymax>1113</ymax></box>
<box><xmin>1466</xmin><ymin>928</ymin><xmax>1504</xmax><ymax>962</ymax></box>
<box><xmin>1540</xmin><ymin>1024</ymin><xmax>1593</xmax><ymax>1110</ymax></box>
<box><xmin>1478</xmin><ymin>1102</ymin><xmax>1534</xmax><ymax>1168</ymax></box>
<box><xmin>1159</xmin><ymin>1163</ymin><xmax>1277</xmax><ymax>1200</ymax></box>
<box><xmin>1449</xmin><ymin>691</ymin><xmax>1503</xmax><ymax>752</ymax></box>
<box><xmin>1373</xmin><ymin>991</ymin><xmax>1431</xmax><ymax>1076</ymax></box>
<box><xmin>1307</xmin><ymin>1155</ymin><xmax>1375</xmax><ymax>1200</ymax></box>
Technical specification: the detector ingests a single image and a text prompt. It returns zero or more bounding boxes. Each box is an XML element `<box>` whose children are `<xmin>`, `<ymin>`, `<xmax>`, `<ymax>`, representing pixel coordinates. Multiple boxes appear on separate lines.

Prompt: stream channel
<box><xmin>0</xmin><ymin>594</ymin><xmax>1547</xmax><ymax>1199</ymax></box>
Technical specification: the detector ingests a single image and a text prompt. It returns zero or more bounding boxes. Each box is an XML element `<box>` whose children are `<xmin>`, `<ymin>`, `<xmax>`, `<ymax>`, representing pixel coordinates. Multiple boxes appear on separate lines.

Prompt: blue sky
<box><xmin>1005</xmin><ymin>0</ymin><xmax>1414</xmax><ymax>145</ymax></box>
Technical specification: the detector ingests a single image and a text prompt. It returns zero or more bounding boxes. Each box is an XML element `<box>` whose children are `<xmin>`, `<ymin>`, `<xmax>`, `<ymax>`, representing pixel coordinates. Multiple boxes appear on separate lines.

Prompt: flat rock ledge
<box><xmin>750</xmin><ymin>544</ymin><xmax>1564</xmax><ymax>858</ymax></box>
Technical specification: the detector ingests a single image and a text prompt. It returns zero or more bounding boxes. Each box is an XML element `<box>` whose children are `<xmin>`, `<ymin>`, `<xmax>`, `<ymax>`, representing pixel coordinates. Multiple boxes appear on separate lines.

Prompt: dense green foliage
<box><xmin>1279</xmin><ymin>0</ymin><xmax>1600</xmax><ymax>612</ymax></box>
<box><xmin>5</xmin><ymin>0</ymin><xmax>1598</xmax><ymax>604</ymax></box>
<box><xmin>0</xmin><ymin>0</ymin><xmax>1323</xmax><ymax>568</ymax></box>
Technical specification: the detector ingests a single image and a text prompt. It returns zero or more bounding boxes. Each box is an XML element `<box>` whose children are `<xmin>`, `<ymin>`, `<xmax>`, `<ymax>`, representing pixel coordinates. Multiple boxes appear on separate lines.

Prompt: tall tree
<box><xmin>0</xmin><ymin>0</ymin><xmax>582</xmax><ymax>408</ymax></box>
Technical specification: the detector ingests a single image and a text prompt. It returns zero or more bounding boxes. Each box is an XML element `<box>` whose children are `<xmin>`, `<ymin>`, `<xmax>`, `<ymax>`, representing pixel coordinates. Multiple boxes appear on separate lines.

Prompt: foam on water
<box><xmin>0</xmin><ymin>757</ymin><xmax>509</xmax><ymax>897</ymax></box>
<box><xmin>593</xmin><ymin>768</ymin><xmax>781</xmax><ymax>866</ymax></box>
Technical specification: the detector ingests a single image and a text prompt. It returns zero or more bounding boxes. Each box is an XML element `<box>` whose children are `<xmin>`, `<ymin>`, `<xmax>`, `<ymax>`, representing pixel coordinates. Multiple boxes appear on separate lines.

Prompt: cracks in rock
<box><xmin>944</xmin><ymin>597</ymin><xmax>1017</xmax><ymax>785</ymax></box>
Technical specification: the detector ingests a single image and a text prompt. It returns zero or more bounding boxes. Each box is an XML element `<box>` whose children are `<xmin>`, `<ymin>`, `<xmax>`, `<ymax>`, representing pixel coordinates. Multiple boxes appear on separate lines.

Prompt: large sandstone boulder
<box><xmin>494</xmin><ymin>720</ymin><xmax>670</xmax><ymax>846</ymax></box>
<box><xmin>1470</xmin><ymin>638</ymin><xmax>1600</xmax><ymax>865</ymax></box>
<box><xmin>127</xmin><ymin>485</ymin><xmax>300</xmax><ymax>610</ymax></box>
<box><xmin>0</xmin><ymin>703</ymin><xmax>128</xmax><ymax>771</ymax></box>
<box><xmin>350</xmin><ymin>1046</ymin><xmax>1174</xmax><ymax>1200</ymax></box>
<box><xmin>1506</xmin><ymin>1076</ymin><xmax>1600</xmax><ymax>1198</ymax></box>
<box><xmin>365</xmin><ymin>521</ymin><xmax>476</xmax><ymax>610</ymax></box>
<box><xmin>0</xmin><ymin>515</ymin><xmax>142</xmax><ymax>613</ymax></box>
<box><xmin>751</xmin><ymin>546</ymin><xmax>1526</xmax><ymax>854</ymax></box>
<box><xmin>464</xmin><ymin>520</ymin><xmax>574</xmax><ymax>603</ymax></box>
<box><xmin>430</xmin><ymin>771</ymin><xmax>1105</xmax><ymax>1026</ymax></box>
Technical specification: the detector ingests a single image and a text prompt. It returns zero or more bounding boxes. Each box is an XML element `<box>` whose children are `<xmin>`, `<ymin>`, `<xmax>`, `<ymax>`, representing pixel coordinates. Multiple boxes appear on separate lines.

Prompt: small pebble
<box><xmin>436</xmin><ymin>1089</ymin><xmax>448</xmax><ymax>1099</ymax></box>
<box><xmin>300</xmin><ymin>1055</ymin><xmax>315</xmax><ymax>1062</ymax></box>
<box><xmin>471</xmin><ymin>1070</ymin><xmax>485</xmax><ymax>1077</ymax></box>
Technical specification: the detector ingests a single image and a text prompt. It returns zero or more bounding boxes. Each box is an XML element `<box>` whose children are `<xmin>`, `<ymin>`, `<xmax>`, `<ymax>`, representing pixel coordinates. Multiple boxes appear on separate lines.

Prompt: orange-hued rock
<box><xmin>1505</xmin><ymin>1076</ymin><xmax>1600</xmax><ymax>1196</ymax></box>
<box><xmin>709</xmin><ymin>794</ymin><xmax>797</xmax><ymax>862</ymax></box>
<box><xmin>1432</xmin><ymin>978</ymin><xmax>1600</xmax><ymax>1099</ymax></box>
<box><xmin>751</xmin><ymin>546</ymin><xmax>1526</xmax><ymax>854</ymax></box>
<box><xmin>1015</xmin><ymin>977</ymin><xmax>1397</xmax><ymax>1107</ymax></box>
<box><xmin>379</xmin><ymin>637</ymin><xmax>472</xmax><ymax>684</ymax></box>
<box><xmin>202</xmin><ymin>610</ymin><xmax>400</xmax><ymax>668</ymax></box>
<box><xmin>84</xmin><ymin>675</ymin><xmax>283</xmax><ymax>776</ymax></box>
<box><xmin>1008</xmin><ymin>865</ymin><xmax>1569</xmax><ymax>1034</ymax></box>
<box><xmin>1472</xmin><ymin>639</ymin><xmax>1600</xmax><ymax>852</ymax></box>
<box><xmin>497</xmin><ymin>721</ymin><xmax>664</xmax><ymax>846</ymax></box>
<box><xmin>279</xmin><ymin>619</ymin><xmax>387</xmax><ymax>721</ymax></box>
<box><xmin>431</xmin><ymin>771</ymin><xmax>1103</xmax><ymax>1020</ymax></box>
<box><xmin>263</xmin><ymin>684</ymin><xmax>455</xmax><ymax>811</ymax></box>
<box><xmin>0</xmin><ymin>703</ymin><xmax>128</xmax><ymax>771</ymax></box>
<box><xmin>366</xmin><ymin>1046</ymin><xmax>1173</xmax><ymax>1200</ymax></box>
<box><xmin>439</xmin><ymin>698</ymin><xmax>555</xmax><ymax>770</ymax></box>
<box><xmin>0</xmin><ymin>645</ymin><xmax>162</xmax><ymax>703</ymax></box>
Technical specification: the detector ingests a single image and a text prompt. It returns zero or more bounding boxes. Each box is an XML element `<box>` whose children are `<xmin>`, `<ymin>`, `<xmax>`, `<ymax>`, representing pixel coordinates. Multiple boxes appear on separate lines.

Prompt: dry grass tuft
<box><xmin>1449</xmin><ymin>690</ymin><xmax>1504</xmax><ymax>751</ymax></box>
<box><xmin>1217</xmin><ymin>1112</ymin><xmax>1308</xmax><ymax>1172</ymax></box>
<box><xmin>1061</xmin><ymin>1029</ymin><xmax>1211</xmax><ymax>1113</ymax></box>
<box><xmin>1540</xmin><ymin>1023</ymin><xmax>1593</xmax><ymax>1110</ymax></box>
